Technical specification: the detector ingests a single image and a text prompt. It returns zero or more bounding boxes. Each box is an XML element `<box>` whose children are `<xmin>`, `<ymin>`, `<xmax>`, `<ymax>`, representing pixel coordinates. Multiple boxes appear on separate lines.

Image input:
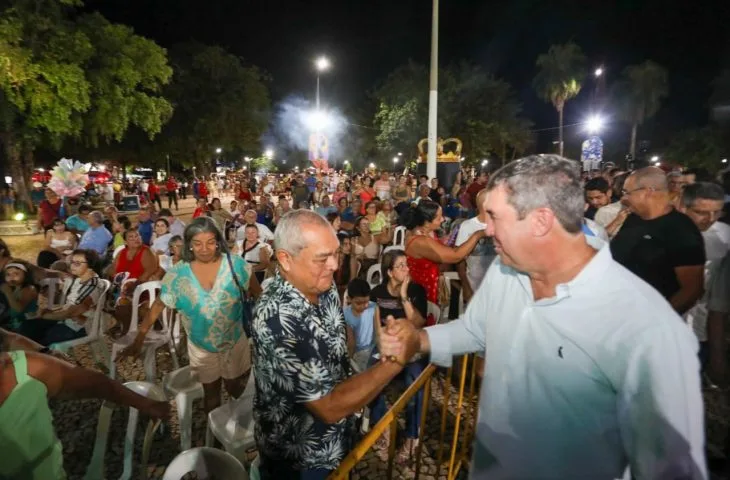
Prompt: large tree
<box><xmin>372</xmin><ymin>62</ymin><xmax>532</xmax><ymax>167</ymax></box>
<box><xmin>665</xmin><ymin>126</ymin><xmax>726</xmax><ymax>172</ymax></box>
<box><xmin>158</xmin><ymin>43</ymin><xmax>271</xmax><ymax>174</ymax></box>
<box><xmin>615</xmin><ymin>60</ymin><xmax>669</xmax><ymax>161</ymax></box>
<box><xmin>533</xmin><ymin>42</ymin><xmax>586</xmax><ymax>157</ymax></box>
<box><xmin>0</xmin><ymin>0</ymin><xmax>172</xmax><ymax>209</ymax></box>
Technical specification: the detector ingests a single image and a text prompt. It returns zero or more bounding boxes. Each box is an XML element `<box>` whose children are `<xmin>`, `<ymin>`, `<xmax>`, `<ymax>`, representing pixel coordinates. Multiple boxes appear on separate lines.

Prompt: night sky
<box><xmin>86</xmin><ymin>0</ymin><xmax>730</xmax><ymax>156</ymax></box>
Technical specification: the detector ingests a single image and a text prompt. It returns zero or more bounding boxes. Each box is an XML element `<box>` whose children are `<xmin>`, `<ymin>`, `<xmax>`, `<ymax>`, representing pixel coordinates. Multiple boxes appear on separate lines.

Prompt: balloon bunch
<box><xmin>48</xmin><ymin>158</ymin><xmax>89</xmax><ymax>198</ymax></box>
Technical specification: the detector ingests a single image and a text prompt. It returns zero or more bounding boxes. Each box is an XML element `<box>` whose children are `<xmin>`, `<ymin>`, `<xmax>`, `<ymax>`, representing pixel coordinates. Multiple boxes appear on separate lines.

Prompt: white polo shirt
<box><xmin>426</xmin><ymin>237</ymin><xmax>705</xmax><ymax>479</ymax></box>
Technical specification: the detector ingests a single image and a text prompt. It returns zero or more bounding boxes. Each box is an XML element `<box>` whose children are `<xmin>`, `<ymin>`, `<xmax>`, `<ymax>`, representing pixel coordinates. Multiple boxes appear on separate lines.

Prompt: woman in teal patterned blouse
<box><xmin>119</xmin><ymin>217</ymin><xmax>261</xmax><ymax>414</ymax></box>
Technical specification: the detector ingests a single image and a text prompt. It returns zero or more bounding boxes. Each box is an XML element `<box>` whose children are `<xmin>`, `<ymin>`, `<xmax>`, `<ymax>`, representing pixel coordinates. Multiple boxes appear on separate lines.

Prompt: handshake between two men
<box><xmin>376</xmin><ymin>315</ymin><xmax>430</xmax><ymax>366</ymax></box>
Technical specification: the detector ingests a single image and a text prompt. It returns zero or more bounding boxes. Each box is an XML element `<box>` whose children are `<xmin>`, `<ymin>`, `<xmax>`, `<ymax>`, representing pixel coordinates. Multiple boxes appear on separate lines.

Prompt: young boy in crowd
<box><xmin>344</xmin><ymin>278</ymin><xmax>376</xmax><ymax>371</ymax></box>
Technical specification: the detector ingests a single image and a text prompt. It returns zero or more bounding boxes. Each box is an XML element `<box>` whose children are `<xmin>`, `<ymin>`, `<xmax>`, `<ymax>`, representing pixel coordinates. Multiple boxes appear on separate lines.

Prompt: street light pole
<box><xmin>426</xmin><ymin>0</ymin><xmax>439</xmax><ymax>180</ymax></box>
<box><xmin>316</xmin><ymin>75</ymin><xmax>320</xmax><ymax>111</ymax></box>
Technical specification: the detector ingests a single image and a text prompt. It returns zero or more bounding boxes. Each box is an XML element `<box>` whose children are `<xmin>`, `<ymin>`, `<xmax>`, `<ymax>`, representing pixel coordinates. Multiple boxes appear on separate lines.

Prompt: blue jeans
<box><xmin>368</xmin><ymin>354</ymin><xmax>425</xmax><ymax>438</ymax></box>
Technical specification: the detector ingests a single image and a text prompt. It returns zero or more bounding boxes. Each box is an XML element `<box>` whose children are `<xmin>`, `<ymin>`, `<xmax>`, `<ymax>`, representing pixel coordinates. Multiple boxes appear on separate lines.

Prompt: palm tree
<box><xmin>618</xmin><ymin>61</ymin><xmax>669</xmax><ymax>160</ymax></box>
<box><xmin>533</xmin><ymin>43</ymin><xmax>586</xmax><ymax>157</ymax></box>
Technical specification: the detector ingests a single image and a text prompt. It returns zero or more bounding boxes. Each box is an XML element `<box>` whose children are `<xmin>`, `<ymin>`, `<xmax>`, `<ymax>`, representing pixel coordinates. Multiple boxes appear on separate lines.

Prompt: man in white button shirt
<box><xmin>235</xmin><ymin>209</ymin><xmax>274</xmax><ymax>249</ymax></box>
<box><xmin>381</xmin><ymin>155</ymin><xmax>706</xmax><ymax>479</ymax></box>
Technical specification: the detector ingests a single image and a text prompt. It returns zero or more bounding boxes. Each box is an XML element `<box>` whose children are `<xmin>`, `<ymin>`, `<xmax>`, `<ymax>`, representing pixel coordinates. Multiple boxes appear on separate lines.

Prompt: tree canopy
<box><xmin>156</xmin><ymin>43</ymin><xmax>271</xmax><ymax>174</ymax></box>
<box><xmin>0</xmin><ymin>0</ymin><xmax>172</xmax><ymax>207</ymax></box>
<box><xmin>372</xmin><ymin>61</ymin><xmax>533</xmax><ymax>167</ymax></box>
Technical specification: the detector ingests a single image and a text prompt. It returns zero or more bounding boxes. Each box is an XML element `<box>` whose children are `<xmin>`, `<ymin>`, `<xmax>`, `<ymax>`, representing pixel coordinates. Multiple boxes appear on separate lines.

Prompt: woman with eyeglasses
<box><xmin>119</xmin><ymin>217</ymin><xmax>261</xmax><ymax>416</ymax></box>
<box><xmin>369</xmin><ymin>250</ymin><xmax>428</xmax><ymax>463</ymax></box>
<box><xmin>19</xmin><ymin>250</ymin><xmax>103</xmax><ymax>346</ymax></box>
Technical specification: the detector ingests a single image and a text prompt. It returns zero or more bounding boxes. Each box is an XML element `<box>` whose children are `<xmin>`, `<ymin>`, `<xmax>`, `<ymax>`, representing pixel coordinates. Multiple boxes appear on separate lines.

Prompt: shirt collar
<box><xmin>274</xmin><ymin>272</ymin><xmax>335</xmax><ymax>307</ymax></box>
<box><xmin>516</xmin><ymin>235</ymin><xmax>611</xmax><ymax>304</ymax></box>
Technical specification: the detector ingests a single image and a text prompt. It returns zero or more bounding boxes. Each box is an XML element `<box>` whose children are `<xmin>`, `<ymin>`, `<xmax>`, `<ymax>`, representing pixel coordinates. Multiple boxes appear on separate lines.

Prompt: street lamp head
<box><xmin>368</xmin><ymin>162</ymin><xmax>375</xmax><ymax>169</ymax></box>
<box><xmin>264</xmin><ymin>149</ymin><xmax>274</xmax><ymax>158</ymax></box>
<box><xmin>595</xmin><ymin>67</ymin><xmax>603</xmax><ymax>77</ymax></box>
<box><xmin>215</xmin><ymin>147</ymin><xmax>222</xmax><ymax>154</ymax></box>
<box><xmin>392</xmin><ymin>157</ymin><xmax>399</xmax><ymax>163</ymax></box>
<box><xmin>651</xmin><ymin>155</ymin><xmax>659</xmax><ymax>162</ymax></box>
<box><xmin>344</xmin><ymin>160</ymin><xmax>349</xmax><ymax>164</ymax></box>
<box><xmin>397</xmin><ymin>152</ymin><xmax>403</xmax><ymax>156</ymax></box>
<box><xmin>723</xmin><ymin>158</ymin><xmax>728</xmax><ymax>164</ymax></box>
<box><xmin>244</xmin><ymin>157</ymin><xmax>251</xmax><ymax>162</ymax></box>
<box><xmin>481</xmin><ymin>159</ymin><xmax>488</xmax><ymax>166</ymax></box>
<box><xmin>585</xmin><ymin>115</ymin><xmax>604</xmax><ymax>134</ymax></box>
<box><xmin>315</xmin><ymin>56</ymin><xmax>330</xmax><ymax>72</ymax></box>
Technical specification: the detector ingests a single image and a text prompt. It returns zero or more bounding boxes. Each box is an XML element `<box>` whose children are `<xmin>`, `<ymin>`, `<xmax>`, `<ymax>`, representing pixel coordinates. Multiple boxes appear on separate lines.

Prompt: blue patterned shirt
<box><xmin>252</xmin><ymin>273</ymin><xmax>354</xmax><ymax>470</ymax></box>
<box><xmin>160</xmin><ymin>255</ymin><xmax>250</xmax><ymax>352</ymax></box>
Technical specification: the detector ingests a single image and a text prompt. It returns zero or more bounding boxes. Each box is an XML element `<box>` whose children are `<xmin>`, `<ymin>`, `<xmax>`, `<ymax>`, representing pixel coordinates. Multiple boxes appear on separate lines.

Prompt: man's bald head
<box><xmin>630</xmin><ymin>167</ymin><xmax>668</xmax><ymax>191</ymax></box>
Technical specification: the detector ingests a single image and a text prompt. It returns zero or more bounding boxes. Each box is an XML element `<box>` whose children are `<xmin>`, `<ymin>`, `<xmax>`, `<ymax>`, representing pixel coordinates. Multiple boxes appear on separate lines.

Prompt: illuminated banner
<box><xmin>309</xmin><ymin>133</ymin><xmax>329</xmax><ymax>171</ymax></box>
<box><xmin>581</xmin><ymin>135</ymin><xmax>603</xmax><ymax>172</ymax></box>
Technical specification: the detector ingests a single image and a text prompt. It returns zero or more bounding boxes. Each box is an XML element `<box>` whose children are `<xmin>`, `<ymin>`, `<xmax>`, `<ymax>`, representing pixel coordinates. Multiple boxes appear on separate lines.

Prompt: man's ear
<box><xmin>276</xmin><ymin>249</ymin><xmax>292</xmax><ymax>273</ymax></box>
<box><xmin>530</xmin><ymin>207</ymin><xmax>555</xmax><ymax>237</ymax></box>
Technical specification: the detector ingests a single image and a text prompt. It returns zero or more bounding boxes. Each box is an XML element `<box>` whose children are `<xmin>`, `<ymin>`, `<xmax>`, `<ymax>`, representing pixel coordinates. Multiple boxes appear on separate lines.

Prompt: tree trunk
<box><xmin>629</xmin><ymin>122</ymin><xmax>638</xmax><ymax>164</ymax></box>
<box><xmin>3</xmin><ymin>133</ymin><xmax>33</xmax><ymax>213</ymax></box>
<box><xmin>22</xmin><ymin>149</ymin><xmax>35</xmax><ymax>213</ymax></box>
<box><xmin>558</xmin><ymin>106</ymin><xmax>564</xmax><ymax>157</ymax></box>
<box><xmin>501</xmin><ymin>142</ymin><xmax>507</xmax><ymax>166</ymax></box>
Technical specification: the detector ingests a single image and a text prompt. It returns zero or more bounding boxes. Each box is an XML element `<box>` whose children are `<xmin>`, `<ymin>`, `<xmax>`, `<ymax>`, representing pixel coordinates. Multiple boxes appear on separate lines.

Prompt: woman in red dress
<box><xmin>402</xmin><ymin>200</ymin><xmax>485</xmax><ymax>325</ymax></box>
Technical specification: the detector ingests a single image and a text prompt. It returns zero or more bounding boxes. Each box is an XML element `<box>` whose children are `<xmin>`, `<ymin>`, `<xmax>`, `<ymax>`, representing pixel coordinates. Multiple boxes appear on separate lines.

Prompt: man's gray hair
<box><xmin>681</xmin><ymin>181</ymin><xmax>725</xmax><ymax>208</ymax></box>
<box><xmin>274</xmin><ymin>210</ymin><xmax>333</xmax><ymax>256</ymax></box>
<box><xmin>487</xmin><ymin>154</ymin><xmax>584</xmax><ymax>233</ymax></box>
<box><xmin>89</xmin><ymin>211</ymin><xmax>104</xmax><ymax>225</ymax></box>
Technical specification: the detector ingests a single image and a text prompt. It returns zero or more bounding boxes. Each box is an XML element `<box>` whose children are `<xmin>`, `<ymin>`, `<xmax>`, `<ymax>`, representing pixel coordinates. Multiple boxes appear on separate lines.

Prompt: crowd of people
<box><xmin>0</xmin><ymin>156</ymin><xmax>729</xmax><ymax>479</ymax></box>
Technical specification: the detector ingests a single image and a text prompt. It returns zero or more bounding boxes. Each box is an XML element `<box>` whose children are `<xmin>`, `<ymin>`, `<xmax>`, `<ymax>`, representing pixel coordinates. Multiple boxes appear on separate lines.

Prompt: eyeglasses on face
<box><xmin>70</xmin><ymin>261</ymin><xmax>87</xmax><ymax>267</ymax></box>
<box><xmin>621</xmin><ymin>187</ymin><xmax>647</xmax><ymax>197</ymax></box>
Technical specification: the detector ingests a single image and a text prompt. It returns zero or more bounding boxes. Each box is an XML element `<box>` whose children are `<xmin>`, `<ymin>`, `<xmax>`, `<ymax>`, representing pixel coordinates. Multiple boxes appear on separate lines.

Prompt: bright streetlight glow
<box><xmin>482</xmin><ymin>159</ymin><xmax>489</xmax><ymax>166</ymax></box>
<box><xmin>305</xmin><ymin>110</ymin><xmax>331</xmax><ymax>130</ymax></box>
<box><xmin>244</xmin><ymin>156</ymin><xmax>251</xmax><ymax>162</ymax></box>
<box><xmin>344</xmin><ymin>160</ymin><xmax>349</xmax><ymax>164</ymax></box>
<box><xmin>368</xmin><ymin>162</ymin><xmax>375</xmax><ymax>169</ymax></box>
<box><xmin>397</xmin><ymin>152</ymin><xmax>403</xmax><ymax>156</ymax></box>
<box><xmin>215</xmin><ymin>147</ymin><xmax>222</xmax><ymax>154</ymax></box>
<box><xmin>723</xmin><ymin>158</ymin><xmax>728</xmax><ymax>164</ymax></box>
<box><xmin>585</xmin><ymin>115</ymin><xmax>604</xmax><ymax>134</ymax></box>
<box><xmin>655</xmin><ymin>162</ymin><xmax>661</xmax><ymax>167</ymax></box>
<box><xmin>651</xmin><ymin>155</ymin><xmax>659</xmax><ymax>162</ymax></box>
<box><xmin>264</xmin><ymin>149</ymin><xmax>274</xmax><ymax>158</ymax></box>
<box><xmin>13</xmin><ymin>212</ymin><xmax>25</xmax><ymax>221</ymax></box>
<box><xmin>595</xmin><ymin>67</ymin><xmax>604</xmax><ymax>77</ymax></box>
<box><xmin>393</xmin><ymin>157</ymin><xmax>399</xmax><ymax>164</ymax></box>
<box><xmin>315</xmin><ymin>56</ymin><xmax>330</xmax><ymax>72</ymax></box>
<box><xmin>37</xmin><ymin>167</ymin><xmax>45</xmax><ymax>172</ymax></box>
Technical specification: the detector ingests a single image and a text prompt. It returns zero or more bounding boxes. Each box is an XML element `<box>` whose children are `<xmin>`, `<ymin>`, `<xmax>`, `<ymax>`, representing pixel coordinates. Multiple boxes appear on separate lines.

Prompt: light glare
<box><xmin>585</xmin><ymin>115</ymin><xmax>604</xmax><ymax>134</ymax></box>
<box><xmin>315</xmin><ymin>56</ymin><xmax>330</xmax><ymax>72</ymax></box>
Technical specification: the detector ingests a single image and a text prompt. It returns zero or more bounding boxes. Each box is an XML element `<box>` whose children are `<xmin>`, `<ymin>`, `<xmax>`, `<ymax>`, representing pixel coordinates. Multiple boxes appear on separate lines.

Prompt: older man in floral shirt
<box><xmin>252</xmin><ymin>210</ymin><xmax>416</xmax><ymax>479</ymax></box>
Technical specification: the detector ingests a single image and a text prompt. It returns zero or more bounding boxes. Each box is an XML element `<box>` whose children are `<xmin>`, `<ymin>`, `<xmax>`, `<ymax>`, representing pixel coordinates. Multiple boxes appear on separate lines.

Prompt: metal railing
<box><xmin>329</xmin><ymin>354</ymin><xmax>480</xmax><ymax>480</ymax></box>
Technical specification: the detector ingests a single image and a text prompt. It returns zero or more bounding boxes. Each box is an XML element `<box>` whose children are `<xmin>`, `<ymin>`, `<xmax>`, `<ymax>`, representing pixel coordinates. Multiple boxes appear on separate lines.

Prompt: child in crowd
<box><xmin>0</xmin><ymin>263</ymin><xmax>39</xmax><ymax>331</ymax></box>
<box><xmin>113</xmin><ymin>215</ymin><xmax>131</xmax><ymax>249</ymax></box>
<box><xmin>343</xmin><ymin>278</ymin><xmax>376</xmax><ymax>372</ymax></box>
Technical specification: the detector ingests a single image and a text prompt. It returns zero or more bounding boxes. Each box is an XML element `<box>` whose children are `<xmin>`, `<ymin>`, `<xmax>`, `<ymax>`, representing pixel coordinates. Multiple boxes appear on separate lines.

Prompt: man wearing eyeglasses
<box><xmin>678</xmin><ymin>182</ymin><xmax>730</xmax><ymax>380</ymax></box>
<box><xmin>611</xmin><ymin>167</ymin><xmax>705</xmax><ymax>314</ymax></box>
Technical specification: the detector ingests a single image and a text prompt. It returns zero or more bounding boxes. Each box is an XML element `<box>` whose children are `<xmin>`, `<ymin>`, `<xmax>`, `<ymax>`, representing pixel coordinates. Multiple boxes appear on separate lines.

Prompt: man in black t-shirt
<box><xmin>611</xmin><ymin>167</ymin><xmax>705</xmax><ymax>314</ymax></box>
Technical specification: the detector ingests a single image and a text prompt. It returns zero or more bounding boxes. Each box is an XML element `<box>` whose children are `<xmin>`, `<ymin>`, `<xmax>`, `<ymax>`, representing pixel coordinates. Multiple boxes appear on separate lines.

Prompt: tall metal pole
<box><xmin>316</xmin><ymin>75</ymin><xmax>321</xmax><ymax>111</ymax></box>
<box><xmin>426</xmin><ymin>0</ymin><xmax>439</xmax><ymax>180</ymax></box>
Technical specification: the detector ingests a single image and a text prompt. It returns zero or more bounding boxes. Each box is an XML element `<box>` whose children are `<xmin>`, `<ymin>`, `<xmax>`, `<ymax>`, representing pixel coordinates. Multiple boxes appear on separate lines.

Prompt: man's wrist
<box><xmin>418</xmin><ymin>329</ymin><xmax>430</xmax><ymax>354</ymax></box>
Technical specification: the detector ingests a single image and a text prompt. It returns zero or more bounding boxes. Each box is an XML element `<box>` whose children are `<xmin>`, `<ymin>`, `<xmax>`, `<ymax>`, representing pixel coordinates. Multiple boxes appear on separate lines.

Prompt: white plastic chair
<box><xmin>393</xmin><ymin>225</ymin><xmax>407</xmax><ymax>247</ymax></box>
<box><xmin>112</xmin><ymin>245</ymin><xmax>125</xmax><ymax>259</ymax></box>
<box><xmin>163</xmin><ymin>447</ymin><xmax>248</xmax><ymax>480</ymax></box>
<box><xmin>109</xmin><ymin>281</ymin><xmax>179</xmax><ymax>381</ymax></box>
<box><xmin>50</xmin><ymin>279</ymin><xmax>111</xmax><ymax>368</ymax></box>
<box><xmin>427</xmin><ymin>301</ymin><xmax>442</xmax><ymax>325</ymax></box>
<box><xmin>442</xmin><ymin>271</ymin><xmax>464</xmax><ymax>317</ymax></box>
<box><xmin>366</xmin><ymin>263</ymin><xmax>381</xmax><ymax>288</ymax></box>
<box><xmin>382</xmin><ymin>245</ymin><xmax>404</xmax><ymax>255</ymax></box>
<box><xmin>162</xmin><ymin>366</ymin><xmax>204</xmax><ymax>451</ymax></box>
<box><xmin>39</xmin><ymin>277</ymin><xmax>66</xmax><ymax>309</ymax></box>
<box><xmin>205</xmin><ymin>371</ymin><xmax>256</xmax><ymax>464</ymax></box>
<box><xmin>84</xmin><ymin>381</ymin><xmax>166</xmax><ymax>480</ymax></box>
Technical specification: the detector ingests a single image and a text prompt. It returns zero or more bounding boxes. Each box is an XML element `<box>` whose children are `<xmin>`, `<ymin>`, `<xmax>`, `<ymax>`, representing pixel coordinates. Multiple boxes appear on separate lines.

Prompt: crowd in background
<box><xmin>1</xmin><ymin>157</ymin><xmax>730</xmax><ymax>478</ymax></box>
